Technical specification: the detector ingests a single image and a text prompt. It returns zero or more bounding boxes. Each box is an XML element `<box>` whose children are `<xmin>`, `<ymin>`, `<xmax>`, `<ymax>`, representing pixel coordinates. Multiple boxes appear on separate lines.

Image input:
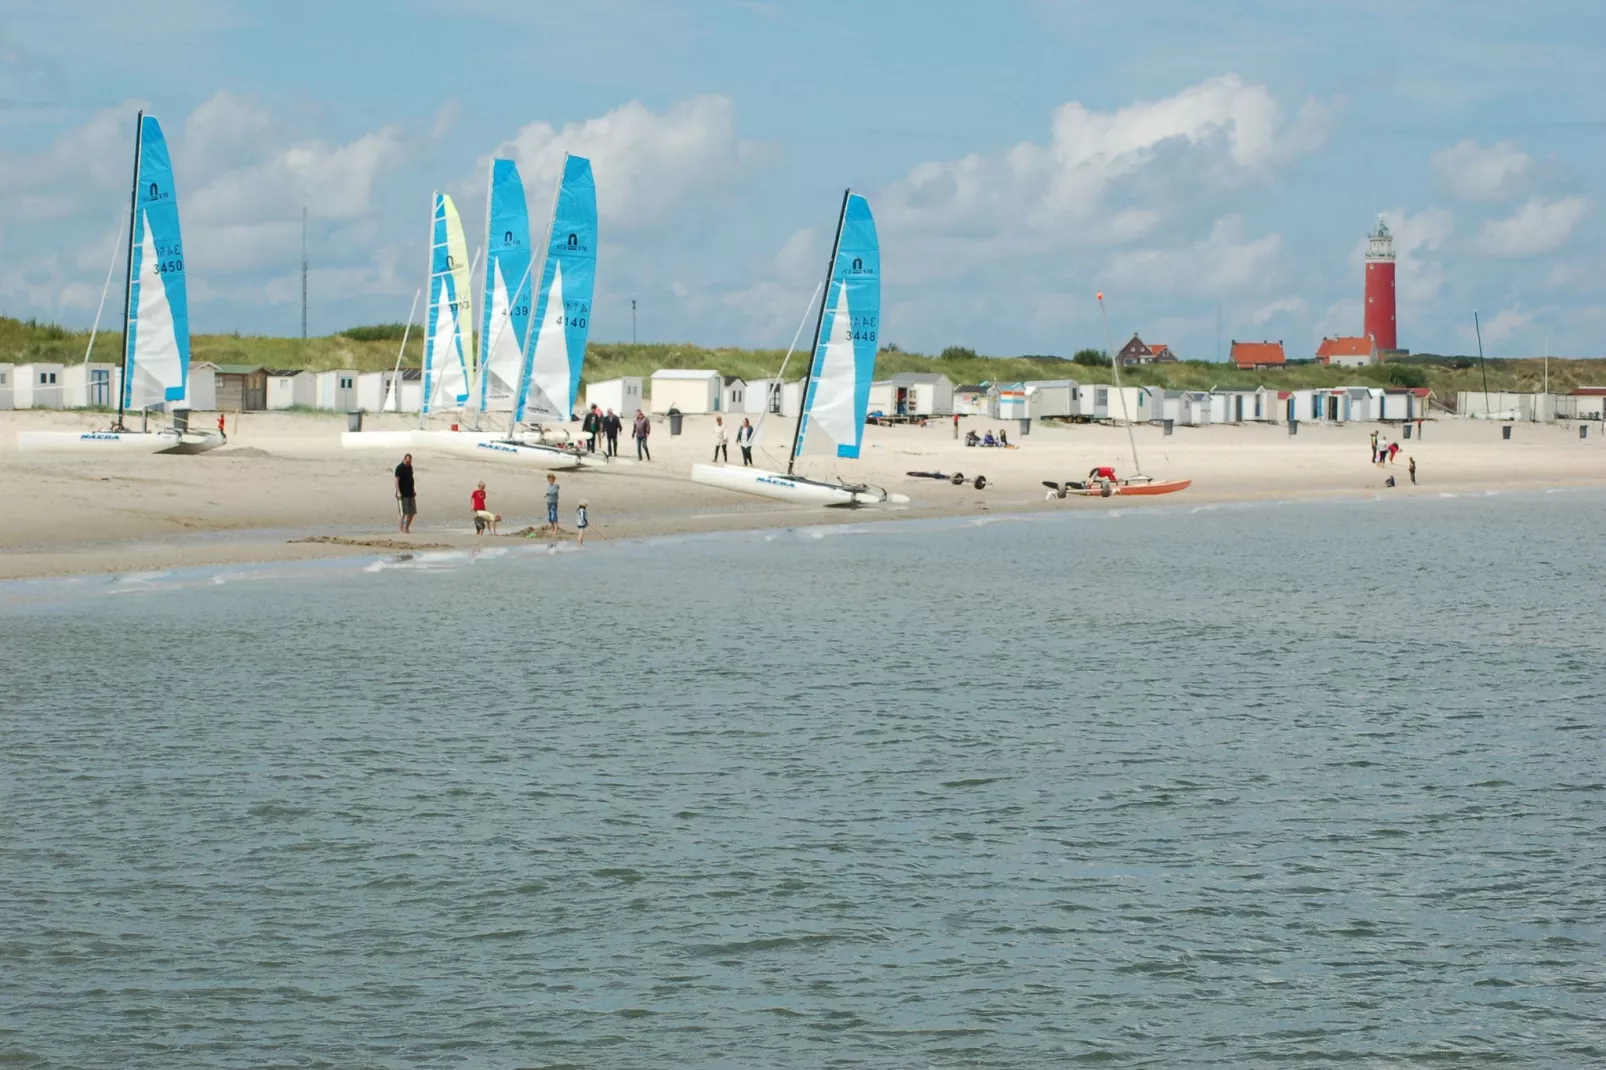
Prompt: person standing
<box><xmin>712</xmin><ymin>416</ymin><xmax>728</xmax><ymax>463</ymax></box>
<box><xmin>603</xmin><ymin>408</ymin><xmax>622</xmax><ymax>457</ymax></box>
<box><xmin>1388</xmin><ymin>440</ymin><xmax>1400</xmax><ymax>464</ymax></box>
<box><xmin>1408</xmin><ymin>456</ymin><xmax>1417</xmax><ymax>485</ymax></box>
<box><xmin>1369</xmin><ymin>429</ymin><xmax>1379</xmax><ymax>462</ymax></box>
<box><xmin>576</xmin><ymin>500</ymin><xmax>589</xmax><ymax>546</ymax></box>
<box><xmin>545</xmin><ymin>473</ymin><xmax>560</xmax><ymax>536</ymax></box>
<box><xmin>394</xmin><ymin>453</ymin><xmax>416</xmax><ymax>533</ymax></box>
<box><xmin>736</xmin><ymin>417</ymin><xmax>755</xmax><ymax>466</ymax></box>
<box><xmin>633</xmin><ymin>409</ymin><xmax>651</xmax><ymax>460</ymax></box>
<box><xmin>471</xmin><ymin>480</ymin><xmax>500</xmax><ymax>535</ymax></box>
<box><xmin>582</xmin><ymin>406</ymin><xmax>600</xmax><ymax>453</ymax></box>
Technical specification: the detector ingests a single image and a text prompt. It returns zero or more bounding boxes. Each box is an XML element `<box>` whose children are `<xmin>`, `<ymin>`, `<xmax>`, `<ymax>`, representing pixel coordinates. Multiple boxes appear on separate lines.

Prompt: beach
<box><xmin>2</xmin><ymin>408</ymin><xmax>1601</xmax><ymax>581</ymax></box>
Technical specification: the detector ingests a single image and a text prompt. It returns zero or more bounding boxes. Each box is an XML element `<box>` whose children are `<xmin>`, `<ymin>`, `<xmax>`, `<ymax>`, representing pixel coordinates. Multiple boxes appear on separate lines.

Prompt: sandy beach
<box><xmin>3</xmin><ymin>408</ymin><xmax>1602</xmax><ymax>581</ymax></box>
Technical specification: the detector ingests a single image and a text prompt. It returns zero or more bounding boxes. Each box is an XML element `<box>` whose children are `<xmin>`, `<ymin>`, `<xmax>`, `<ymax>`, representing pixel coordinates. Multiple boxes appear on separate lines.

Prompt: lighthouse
<box><xmin>1364</xmin><ymin>218</ymin><xmax>1397</xmax><ymax>352</ymax></box>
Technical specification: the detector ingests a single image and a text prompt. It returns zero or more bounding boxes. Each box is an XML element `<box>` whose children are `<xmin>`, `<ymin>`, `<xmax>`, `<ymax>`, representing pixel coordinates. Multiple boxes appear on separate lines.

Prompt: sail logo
<box><xmin>503</xmin><ymin>230</ymin><xmax>521</xmax><ymax>247</ymax></box>
<box><xmin>145</xmin><ymin>182</ymin><xmax>169</xmax><ymax>202</ymax></box>
<box><xmin>560</xmin><ymin>232</ymin><xmax>590</xmax><ymax>254</ymax></box>
<box><xmin>847</xmin><ymin>256</ymin><xmax>875</xmax><ymax>276</ymax></box>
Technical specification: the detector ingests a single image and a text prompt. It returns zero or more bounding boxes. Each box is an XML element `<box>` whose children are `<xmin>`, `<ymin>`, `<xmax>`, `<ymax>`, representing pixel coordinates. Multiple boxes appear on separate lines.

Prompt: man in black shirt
<box><xmin>394</xmin><ymin>453</ymin><xmax>416</xmax><ymax>533</ymax></box>
<box><xmin>603</xmin><ymin>408</ymin><xmax>622</xmax><ymax>457</ymax></box>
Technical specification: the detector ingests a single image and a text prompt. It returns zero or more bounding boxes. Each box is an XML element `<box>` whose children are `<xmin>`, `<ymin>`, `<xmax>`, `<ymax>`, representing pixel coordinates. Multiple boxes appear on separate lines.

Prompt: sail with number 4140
<box><xmin>514</xmin><ymin>154</ymin><xmax>596</xmax><ymax>424</ymax></box>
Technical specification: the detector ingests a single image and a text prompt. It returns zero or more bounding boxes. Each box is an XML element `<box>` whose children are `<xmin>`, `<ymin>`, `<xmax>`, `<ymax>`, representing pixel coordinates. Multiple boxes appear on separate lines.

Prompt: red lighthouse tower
<box><xmin>1364</xmin><ymin>218</ymin><xmax>1397</xmax><ymax>352</ymax></box>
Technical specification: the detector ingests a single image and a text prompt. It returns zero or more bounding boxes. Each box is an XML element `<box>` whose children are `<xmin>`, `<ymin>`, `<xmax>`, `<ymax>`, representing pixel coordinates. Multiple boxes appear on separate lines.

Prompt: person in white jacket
<box><xmin>712</xmin><ymin>416</ymin><xmax>729</xmax><ymax>463</ymax></box>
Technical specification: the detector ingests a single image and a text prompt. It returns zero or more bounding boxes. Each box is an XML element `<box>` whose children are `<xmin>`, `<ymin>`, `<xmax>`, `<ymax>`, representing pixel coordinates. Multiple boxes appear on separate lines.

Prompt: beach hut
<box><xmin>953</xmin><ymin>384</ymin><xmax>988</xmax><ymax>415</ymax></box>
<box><xmin>1380</xmin><ymin>388</ymin><xmax>1431</xmax><ymax>421</ymax></box>
<box><xmin>1144</xmin><ymin>387</ymin><xmax>1182</xmax><ymax>424</ymax></box>
<box><xmin>650</xmin><ymin>369</ymin><xmax>721</xmax><ymax>414</ymax></box>
<box><xmin>214</xmin><ymin>365</ymin><xmax>267</xmax><ymax>412</ymax></box>
<box><xmin>1558</xmin><ymin>388</ymin><xmax>1606</xmax><ymax>420</ymax></box>
<box><xmin>720</xmin><ymin>376</ymin><xmax>748</xmax><ymax>413</ymax></box>
<box><xmin>62</xmin><ymin>362</ymin><xmax>120</xmax><ymax>409</ymax></box>
<box><xmin>989</xmin><ymin>382</ymin><xmax>1030</xmax><ymax>420</ymax></box>
<box><xmin>586</xmin><ymin>376</ymin><xmax>645</xmax><ymax>416</ymax></box>
<box><xmin>313</xmin><ymin>369</ymin><xmax>359</xmax><ymax>411</ymax></box>
<box><xmin>267</xmin><ymin>369</ymin><xmax>316</xmax><ymax>410</ymax></box>
<box><xmin>1093</xmin><ymin>384</ymin><xmax>1148</xmax><ymax>424</ymax></box>
<box><xmin>1210</xmin><ymin>387</ymin><xmax>1273</xmax><ymax>423</ymax></box>
<box><xmin>184</xmin><ymin>362</ymin><xmax>218</xmax><ymax>411</ymax></box>
<box><xmin>13</xmin><ymin>363</ymin><xmax>64</xmax><ymax>409</ymax></box>
<box><xmin>1023</xmin><ymin>379</ymin><xmax>1078</xmax><ymax>418</ymax></box>
<box><xmin>1179</xmin><ymin>391</ymin><xmax>1211</xmax><ymax>426</ymax></box>
<box><xmin>887</xmin><ymin>372</ymin><xmax>954</xmax><ymax>416</ymax></box>
<box><xmin>0</xmin><ymin>364</ymin><xmax>12</xmax><ymax>410</ymax></box>
<box><xmin>740</xmin><ymin>377</ymin><xmax>793</xmax><ymax>415</ymax></box>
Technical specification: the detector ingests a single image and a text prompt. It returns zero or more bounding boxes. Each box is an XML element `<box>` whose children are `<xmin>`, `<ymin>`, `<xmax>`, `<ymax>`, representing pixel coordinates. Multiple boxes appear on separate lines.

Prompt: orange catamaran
<box><xmin>1044</xmin><ymin>292</ymin><xmax>1191</xmax><ymax>499</ymax></box>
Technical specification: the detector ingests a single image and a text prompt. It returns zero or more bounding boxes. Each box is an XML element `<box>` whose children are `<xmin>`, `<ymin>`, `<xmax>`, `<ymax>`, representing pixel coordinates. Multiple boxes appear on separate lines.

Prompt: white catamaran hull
<box><xmin>691</xmin><ymin>463</ymin><xmax>905</xmax><ymax>506</ymax></box>
<box><xmin>17</xmin><ymin>430</ymin><xmax>225</xmax><ymax>455</ymax></box>
<box><xmin>427</xmin><ymin>434</ymin><xmax>606</xmax><ymax>469</ymax></box>
<box><xmin>340</xmin><ymin>430</ymin><xmax>416</xmax><ymax>451</ymax></box>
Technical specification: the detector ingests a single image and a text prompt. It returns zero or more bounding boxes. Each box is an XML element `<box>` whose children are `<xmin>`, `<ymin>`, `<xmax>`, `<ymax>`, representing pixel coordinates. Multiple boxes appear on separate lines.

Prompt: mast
<box><xmin>787</xmin><ymin>187</ymin><xmax>851</xmax><ymax>475</ymax></box>
<box><xmin>475</xmin><ymin>157</ymin><xmax>494</xmax><ymax>417</ymax></box>
<box><xmin>1098</xmin><ymin>291</ymin><xmax>1143</xmax><ymax>475</ymax></box>
<box><xmin>1474</xmin><ymin>310</ymin><xmax>1491</xmax><ymax>420</ymax></box>
<box><xmin>509</xmin><ymin>156</ymin><xmax>564</xmax><ymax>436</ymax></box>
<box><xmin>115</xmin><ymin>110</ymin><xmax>144</xmax><ymax>429</ymax></box>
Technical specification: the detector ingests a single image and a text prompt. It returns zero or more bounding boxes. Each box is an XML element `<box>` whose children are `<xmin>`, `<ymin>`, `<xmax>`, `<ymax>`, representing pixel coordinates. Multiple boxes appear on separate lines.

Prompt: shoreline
<box><xmin>6</xmin><ymin>408</ymin><xmax>1604</xmax><ymax>582</ymax></box>
<box><xmin>5</xmin><ymin>475</ymin><xmax>1603</xmax><ymax>584</ymax></box>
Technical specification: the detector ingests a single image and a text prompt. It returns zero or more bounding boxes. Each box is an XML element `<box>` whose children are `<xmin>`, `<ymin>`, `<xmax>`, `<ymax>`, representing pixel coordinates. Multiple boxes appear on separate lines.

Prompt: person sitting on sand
<box><xmin>470</xmin><ymin>481</ymin><xmax>500</xmax><ymax>535</ymax></box>
<box><xmin>999</xmin><ymin>428</ymin><xmax>1009</xmax><ymax>447</ymax></box>
<box><xmin>965</xmin><ymin>430</ymin><xmax>980</xmax><ymax>447</ymax></box>
<box><xmin>982</xmin><ymin>431</ymin><xmax>997</xmax><ymax>447</ymax></box>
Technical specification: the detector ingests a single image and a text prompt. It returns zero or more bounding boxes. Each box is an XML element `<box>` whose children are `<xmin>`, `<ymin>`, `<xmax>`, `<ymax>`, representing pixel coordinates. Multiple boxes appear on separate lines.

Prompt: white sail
<box><xmin>481</xmin><ymin>262</ymin><xmax>523</xmax><ymax>411</ymax></box>
<box><xmin>527</xmin><ymin>261</ymin><xmax>569</xmax><ymax>419</ymax></box>
<box><xmin>802</xmin><ymin>280</ymin><xmax>856</xmax><ymax>451</ymax></box>
<box><xmin>126</xmin><ymin>219</ymin><xmax>184</xmax><ymax>410</ymax></box>
<box><xmin>427</xmin><ymin>286</ymin><xmax>471</xmax><ymax>410</ymax></box>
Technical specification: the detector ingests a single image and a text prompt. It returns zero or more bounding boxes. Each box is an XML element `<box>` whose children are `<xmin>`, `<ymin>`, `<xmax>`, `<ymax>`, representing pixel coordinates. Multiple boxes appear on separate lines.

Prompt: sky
<box><xmin>1</xmin><ymin>0</ymin><xmax>1602</xmax><ymax>359</ymax></box>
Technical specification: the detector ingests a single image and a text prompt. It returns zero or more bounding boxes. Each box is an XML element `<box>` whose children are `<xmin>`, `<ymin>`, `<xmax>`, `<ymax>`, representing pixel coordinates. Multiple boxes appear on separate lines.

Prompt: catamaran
<box><xmin>426</xmin><ymin>154</ymin><xmax>603</xmax><ymax>469</ymax></box>
<box><xmin>1043</xmin><ymin>291</ymin><xmax>1190</xmax><ymax>499</ymax></box>
<box><xmin>343</xmin><ymin>191</ymin><xmax>475</xmax><ymax>451</ymax></box>
<box><xmin>19</xmin><ymin>112</ymin><xmax>223</xmax><ymax>455</ymax></box>
<box><xmin>692</xmin><ymin>189</ymin><xmax>904</xmax><ymax>506</ymax></box>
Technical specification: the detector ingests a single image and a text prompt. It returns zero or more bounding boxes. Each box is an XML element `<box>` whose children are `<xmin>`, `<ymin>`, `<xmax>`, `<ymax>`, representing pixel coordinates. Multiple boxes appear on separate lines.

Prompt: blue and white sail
<box><xmin>514</xmin><ymin>154</ymin><xmax>596</xmax><ymax>423</ymax></box>
<box><xmin>422</xmin><ymin>193</ymin><xmax>473</xmax><ymax>414</ymax></box>
<box><xmin>796</xmin><ymin>192</ymin><xmax>879</xmax><ymax>459</ymax></box>
<box><xmin>476</xmin><ymin>159</ymin><xmax>532</xmax><ymax>413</ymax></box>
<box><xmin>122</xmin><ymin>114</ymin><xmax>190</xmax><ymax>411</ymax></box>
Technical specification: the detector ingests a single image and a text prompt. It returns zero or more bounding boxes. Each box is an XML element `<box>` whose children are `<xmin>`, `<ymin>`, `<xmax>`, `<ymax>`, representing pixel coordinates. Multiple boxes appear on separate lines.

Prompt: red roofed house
<box><xmin>1230</xmin><ymin>340</ymin><xmax>1286</xmax><ymax>371</ymax></box>
<box><xmin>1115</xmin><ymin>334</ymin><xmax>1181</xmax><ymax>367</ymax></box>
<box><xmin>1315</xmin><ymin>335</ymin><xmax>1378</xmax><ymax>368</ymax></box>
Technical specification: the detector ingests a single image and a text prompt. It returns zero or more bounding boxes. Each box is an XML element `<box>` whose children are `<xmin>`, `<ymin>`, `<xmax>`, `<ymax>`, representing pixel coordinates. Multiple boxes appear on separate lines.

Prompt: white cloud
<box><xmin>1105</xmin><ymin>215</ymin><xmax>1282</xmax><ymax>296</ymax></box>
<box><xmin>1476</xmin><ymin>307</ymin><xmax>1532</xmax><ymax>344</ymax></box>
<box><xmin>879</xmin><ymin>74</ymin><xmax>1337</xmax><ymax>268</ymax></box>
<box><xmin>1251</xmin><ymin>296</ymin><xmax>1308</xmax><ymax>324</ymax></box>
<box><xmin>494</xmin><ymin>95</ymin><xmax>768</xmax><ymax>232</ymax></box>
<box><xmin>1474</xmin><ymin>197</ymin><xmax>1589</xmax><ymax>258</ymax></box>
<box><xmin>1431</xmin><ymin>139</ymin><xmax>1531</xmax><ymax>201</ymax></box>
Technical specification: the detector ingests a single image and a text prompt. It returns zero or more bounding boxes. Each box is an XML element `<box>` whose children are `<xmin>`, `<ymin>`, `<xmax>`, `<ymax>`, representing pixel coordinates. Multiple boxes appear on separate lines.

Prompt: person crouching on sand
<box><xmin>471</xmin><ymin>481</ymin><xmax>501</xmax><ymax>535</ymax></box>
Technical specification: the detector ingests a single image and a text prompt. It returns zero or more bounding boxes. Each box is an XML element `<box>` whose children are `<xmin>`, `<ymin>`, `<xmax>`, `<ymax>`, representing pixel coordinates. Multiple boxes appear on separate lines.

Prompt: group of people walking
<box><xmin>710</xmin><ymin>416</ymin><xmax>758</xmax><ymax>466</ymax></box>
<box><xmin>582</xmin><ymin>405</ymin><xmax>653</xmax><ymax>461</ymax></box>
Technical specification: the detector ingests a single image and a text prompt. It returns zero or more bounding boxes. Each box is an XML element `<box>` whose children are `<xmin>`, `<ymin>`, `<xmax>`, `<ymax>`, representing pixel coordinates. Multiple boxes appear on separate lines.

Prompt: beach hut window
<box><xmin>340</xmin><ymin>377</ymin><xmax>353</xmax><ymax>389</ymax></box>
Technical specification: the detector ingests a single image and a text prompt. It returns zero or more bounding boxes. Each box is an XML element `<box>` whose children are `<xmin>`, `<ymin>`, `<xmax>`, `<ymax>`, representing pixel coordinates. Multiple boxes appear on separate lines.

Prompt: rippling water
<box><xmin>4</xmin><ymin>492</ymin><xmax>1604</xmax><ymax>1067</ymax></box>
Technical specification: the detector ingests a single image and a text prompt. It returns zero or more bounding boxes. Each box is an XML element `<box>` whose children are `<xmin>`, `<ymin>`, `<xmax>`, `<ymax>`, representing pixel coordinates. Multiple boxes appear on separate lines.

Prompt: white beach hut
<box><xmin>13</xmin><ymin>363</ymin><xmax>65</xmax><ymax>409</ymax></box>
<box><xmin>184</xmin><ymin>362</ymin><xmax>218</xmax><ymax>411</ymax></box>
<box><xmin>721</xmin><ymin>376</ymin><xmax>748</xmax><ymax>413</ymax></box>
<box><xmin>62</xmin><ymin>362</ymin><xmax>120</xmax><ymax>408</ymax></box>
<box><xmin>0</xmin><ymin>364</ymin><xmax>12</xmax><ymax>410</ymax></box>
<box><xmin>953</xmin><ymin>384</ymin><xmax>988</xmax><ymax>415</ymax></box>
<box><xmin>586</xmin><ymin>376</ymin><xmax>645</xmax><ymax>416</ymax></box>
<box><xmin>314</xmin><ymin>369</ymin><xmax>359</xmax><ymax>411</ymax></box>
<box><xmin>1023</xmin><ymin>379</ymin><xmax>1079</xmax><ymax>418</ymax></box>
<box><xmin>650</xmin><ymin>369</ymin><xmax>721</xmax><ymax>414</ymax></box>
<box><xmin>1093</xmin><ymin>384</ymin><xmax>1148</xmax><ymax>424</ymax></box>
<box><xmin>267</xmin><ymin>369</ymin><xmax>316</xmax><ymax>410</ymax></box>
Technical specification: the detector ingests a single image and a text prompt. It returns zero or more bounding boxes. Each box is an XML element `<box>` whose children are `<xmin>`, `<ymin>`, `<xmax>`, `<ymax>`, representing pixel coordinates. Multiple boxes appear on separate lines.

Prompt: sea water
<box><xmin>2</xmin><ymin>492</ymin><xmax>1603</xmax><ymax>1068</ymax></box>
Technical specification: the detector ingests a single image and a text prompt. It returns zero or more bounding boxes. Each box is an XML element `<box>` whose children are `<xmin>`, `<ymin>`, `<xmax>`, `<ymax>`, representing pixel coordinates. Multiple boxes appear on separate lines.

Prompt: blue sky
<box><xmin>1</xmin><ymin>0</ymin><xmax>1601</xmax><ymax>358</ymax></box>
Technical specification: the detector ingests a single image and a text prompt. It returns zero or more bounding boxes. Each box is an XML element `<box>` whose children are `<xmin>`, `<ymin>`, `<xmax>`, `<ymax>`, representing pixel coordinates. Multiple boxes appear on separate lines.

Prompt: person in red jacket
<box><xmin>470</xmin><ymin>481</ymin><xmax>500</xmax><ymax>535</ymax></box>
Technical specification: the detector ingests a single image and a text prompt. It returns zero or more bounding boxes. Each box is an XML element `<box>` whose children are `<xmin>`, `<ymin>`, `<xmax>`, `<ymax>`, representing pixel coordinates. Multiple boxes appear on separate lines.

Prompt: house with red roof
<box><xmin>1114</xmin><ymin>333</ymin><xmax>1179</xmax><ymax>367</ymax></box>
<box><xmin>1315</xmin><ymin>335</ymin><xmax>1378</xmax><ymax>368</ymax></box>
<box><xmin>1229</xmin><ymin>340</ymin><xmax>1286</xmax><ymax>370</ymax></box>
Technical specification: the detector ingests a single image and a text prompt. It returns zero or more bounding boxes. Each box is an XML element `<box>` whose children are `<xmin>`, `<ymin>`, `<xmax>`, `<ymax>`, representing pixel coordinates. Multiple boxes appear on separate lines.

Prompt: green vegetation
<box><xmin>0</xmin><ymin>316</ymin><xmax>1597</xmax><ymax>400</ymax></box>
<box><xmin>1072</xmin><ymin>348</ymin><xmax>1110</xmax><ymax>367</ymax></box>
